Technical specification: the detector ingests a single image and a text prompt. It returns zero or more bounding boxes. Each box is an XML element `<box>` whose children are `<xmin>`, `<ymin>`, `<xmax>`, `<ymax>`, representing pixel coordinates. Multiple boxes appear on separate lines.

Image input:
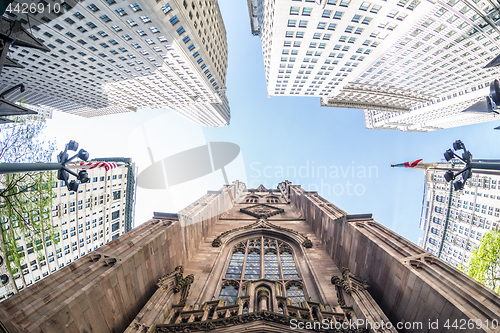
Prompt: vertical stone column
<box><xmin>332</xmin><ymin>268</ymin><xmax>398</xmax><ymax>333</ymax></box>
<box><xmin>124</xmin><ymin>266</ymin><xmax>194</xmax><ymax>332</ymax></box>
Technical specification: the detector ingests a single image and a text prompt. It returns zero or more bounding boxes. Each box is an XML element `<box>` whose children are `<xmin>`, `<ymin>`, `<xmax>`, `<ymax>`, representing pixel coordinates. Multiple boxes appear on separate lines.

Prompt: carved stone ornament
<box><xmin>132</xmin><ymin>320</ymin><xmax>150</xmax><ymax>333</ymax></box>
<box><xmin>156</xmin><ymin>310</ymin><xmax>367</xmax><ymax>332</ymax></box>
<box><xmin>158</xmin><ymin>266</ymin><xmax>184</xmax><ymax>290</ymax></box>
<box><xmin>331</xmin><ymin>268</ymin><xmax>369</xmax><ymax>295</ymax></box>
<box><xmin>256</xmin><ymin>184</ymin><xmax>267</xmax><ymax>192</ymax></box>
<box><xmin>240</xmin><ymin>204</ymin><xmax>285</xmax><ymax>219</ymax></box>
<box><xmin>211</xmin><ymin>219</ymin><xmax>313</xmax><ymax>249</ymax></box>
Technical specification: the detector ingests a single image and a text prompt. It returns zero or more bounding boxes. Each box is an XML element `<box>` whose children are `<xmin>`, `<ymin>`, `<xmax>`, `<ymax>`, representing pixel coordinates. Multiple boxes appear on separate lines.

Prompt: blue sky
<box><xmin>44</xmin><ymin>0</ymin><xmax>500</xmax><ymax>245</ymax></box>
<box><xmin>205</xmin><ymin>0</ymin><xmax>500</xmax><ymax>243</ymax></box>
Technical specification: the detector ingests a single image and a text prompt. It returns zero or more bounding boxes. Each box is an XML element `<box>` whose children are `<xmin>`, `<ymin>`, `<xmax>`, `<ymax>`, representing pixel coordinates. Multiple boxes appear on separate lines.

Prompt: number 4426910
<box><xmin>443</xmin><ymin>319</ymin><xmax>498</xmax><ymax>330</ymax></box>
<box><xmin>5</xmin><ymin>2</ymin><xmax>61</xmax><ymax>15</ymax></box>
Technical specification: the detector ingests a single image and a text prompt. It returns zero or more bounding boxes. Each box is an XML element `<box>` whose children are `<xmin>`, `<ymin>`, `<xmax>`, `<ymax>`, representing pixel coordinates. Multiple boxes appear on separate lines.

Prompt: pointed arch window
<box><xmin>280</xmin><ymin>250</ymin><xmax>299</xmax><ymax>279</ymax></box>
<box><xmin>264</xmin><ymin>250</ymin><xmax>280</xmax><ymax>279</ymax></box>
<box><xmin>218</xmin><ymin>236</ymin><xmax>303</xmax><ymax>304</ymax></box>
<box><xmin>218</xmin><ymin>281</ymin><xmax>239</xmax><ymax>305</ymax></box>
<box><xmin>225</xmin><ymin>250</ymin><xmax>244</xmax><ymax>279</ymax></box>
<box><xmin>267</xmin><ymin>196</ymin><xmax>279</xmax><ymax>203</ymax></box>
<box><xmin>286</xmin><ymin>282</ymin><xmax>305</xmax><ymax>305</ymax></box>
<box><xmin>245</xmin><ymin>196</ymin><xmax>258</xmax><ymax>203</ymax></box>
<box><xmin>244</xmin><ymin>250</ymin><xmax>261</xmax><ymax>279</ymax></box>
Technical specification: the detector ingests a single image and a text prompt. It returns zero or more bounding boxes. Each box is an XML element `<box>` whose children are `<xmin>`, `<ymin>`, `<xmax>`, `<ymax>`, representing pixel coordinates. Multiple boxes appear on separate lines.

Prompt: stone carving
<box><xmin>240</xmin><ymin>204</ymin><xmax>284</xmax><ymax>219</ymax></box>
<box><xmin>156</xmin><ymin>310</ymin><xmax>367</xmax><ymax>332</ymax></box>
<box><xmin>211</xmin><ymin>219</ymin><xmax>313</xmax><ymax>249</ymax></box>
<box><xmin>89</xmin><ymin>253</ymin><xmax>101</xmax><ymax>262</ymax></box>
<box><xmin>132</xmin><ymin>321</ymin><xmax>150</xmax><ymax>333</ymax></box>
<box><xmin>409</xmin><ymin>259</ymin><xmax>425</xmax><ymax>269</ymax></box>
<box><xmin>158</xmin><ymin>266</ymin><xmax>184</xmax><ymax>291</ymax></box>
<box><xmin>104</xmin><ymin>257</ymin><xmax>117</xmax><ymax>266</ymax></box>
<box><xmin>331</xmin><ymin>268</ymin><xmax>369</xmax><ymax>295</ymax></box>
<box><xmin>256</xmin><ymin>184</ymin><xmax>267</xmax><ymax>192</ymax></box>
<box><xmin>156</xmin><ymin>266</ymin><xmax>194</xmax><ymax>305</ymax></box>
<box><xmin>174</xmin><ymin>272</ymin><xmax>194</xmax><ymax>293</ymax></box>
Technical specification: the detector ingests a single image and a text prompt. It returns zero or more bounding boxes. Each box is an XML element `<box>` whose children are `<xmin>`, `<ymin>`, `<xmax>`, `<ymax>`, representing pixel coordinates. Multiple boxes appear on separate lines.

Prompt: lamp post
<box><xmin>443</xmin><ymin>140</ymin><xmax>500</xmax><ymax>190</ymax></box>
<box><xmin>0</xmin><ymin>140</ymin><xmax>90</xmax><ymax>192</ymax></box>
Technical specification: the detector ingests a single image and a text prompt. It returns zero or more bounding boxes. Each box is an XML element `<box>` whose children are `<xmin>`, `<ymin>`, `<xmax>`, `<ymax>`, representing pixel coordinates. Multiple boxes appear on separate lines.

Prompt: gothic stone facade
<box><xmin>0</xmin><ymin>181</ymin><xmax>499</xmax><ymax>332</ymax></box>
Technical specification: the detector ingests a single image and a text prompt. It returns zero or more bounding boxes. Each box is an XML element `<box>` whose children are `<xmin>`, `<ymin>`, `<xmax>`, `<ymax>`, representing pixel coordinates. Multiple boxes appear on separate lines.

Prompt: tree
<box><xmin>459</xmin><ymin>228</ymin><xmax>500</xmax><ymax>295</ymax></box>
<box><xmin>0</xmin><ymin>116</ymin><xmax>58</xmax><ymax>290</ymax></box>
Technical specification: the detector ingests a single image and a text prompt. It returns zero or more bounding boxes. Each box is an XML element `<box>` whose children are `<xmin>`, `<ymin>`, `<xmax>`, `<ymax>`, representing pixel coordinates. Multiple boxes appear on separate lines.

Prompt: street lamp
<box><xmin>443</xmin><ymin>140</ymin><xmax>500</xmax><ymax>190</ymax></box>
<box><xmin>0</xmin><ymin>140</ymin><xmax>90</xmax><ymax>192</ymax></box>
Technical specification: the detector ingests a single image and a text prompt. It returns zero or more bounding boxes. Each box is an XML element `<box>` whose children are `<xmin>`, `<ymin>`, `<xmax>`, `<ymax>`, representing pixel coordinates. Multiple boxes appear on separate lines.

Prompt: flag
<box><xmin>391</xmin><ymin>159</ymin><xmax>423</xmax><ymax>168</ymax></box>
<box><xmin>67</xmin><ymin>161</ymin><xmax>127</xmax><ymax>171</ymax></box>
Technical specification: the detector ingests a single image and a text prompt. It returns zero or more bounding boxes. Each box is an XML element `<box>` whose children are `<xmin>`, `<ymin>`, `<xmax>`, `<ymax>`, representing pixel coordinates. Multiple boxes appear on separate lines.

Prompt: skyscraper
<box><xmin>1</xmin><ymin>181</ymin><xmax>499</xmax><ymax>332</ymax></box>
<box><xmin>1</xmin><ymin>0</ymin><xmax>230</xmax><ymax>127</ymax></box>
<box><xmin>0</xmin><ymin>158</ymin><xmax>136</xmax><ymax>301</ymax></box>
<box><xmin>21</xmin><ymin>104</ymin><xmax>54</xmax><ymax>122</ymax></box>
<box><xmin>249</xmin><ymin>0</ymin><xmax>500</xmax><ymax>131</ymax></box>
<box><xmin>401</xmin><ymin>160</ymin><xmax>500</xmax><ymax>267</ymax></box>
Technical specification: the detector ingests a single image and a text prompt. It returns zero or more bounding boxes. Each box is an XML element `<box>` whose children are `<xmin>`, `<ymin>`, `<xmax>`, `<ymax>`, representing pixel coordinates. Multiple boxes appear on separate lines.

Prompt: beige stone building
<box><xmin>0</xmin><ymin>181</ymin><xmax>499</xmax><ymax>332</ymax></box>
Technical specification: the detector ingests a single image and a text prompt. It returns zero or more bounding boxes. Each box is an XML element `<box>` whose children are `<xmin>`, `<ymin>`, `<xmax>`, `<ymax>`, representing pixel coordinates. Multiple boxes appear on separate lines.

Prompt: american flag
<box><xmin>67</xmin><ymin>162</ymin><xmax>127</xmax><ymax>171</ymax></box>
<box><xmin>391</xmin><ymin>159</ymin><xmax>423</xmax><ymax>168</ymax></box>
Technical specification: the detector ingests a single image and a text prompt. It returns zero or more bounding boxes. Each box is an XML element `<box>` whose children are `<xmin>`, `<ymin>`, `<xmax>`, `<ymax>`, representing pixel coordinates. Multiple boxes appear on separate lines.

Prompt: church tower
<box><xmin>1</xmin><ymin>181</ymin><xmax>499</xmax><ymax>332</ymax></box>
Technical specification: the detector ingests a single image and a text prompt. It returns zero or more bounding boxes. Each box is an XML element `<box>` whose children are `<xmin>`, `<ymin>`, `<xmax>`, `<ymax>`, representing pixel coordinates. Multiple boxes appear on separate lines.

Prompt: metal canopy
<box><xmin>484</xmin><ymin>54</ymin><xmax>500</xmax><ymax>69</ymax></box>
<box><xmin>0</xmin><ymin>16</ymin><xmax>50</xmax><ymax>52</ymax></box>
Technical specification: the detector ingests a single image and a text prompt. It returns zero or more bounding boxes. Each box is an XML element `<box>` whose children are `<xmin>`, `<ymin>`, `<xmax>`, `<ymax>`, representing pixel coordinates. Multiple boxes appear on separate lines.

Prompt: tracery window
<box><xmin>245</xmin><ymin>196</ymin><xmax>258</xmax><ymax>203</ymax></box>
<box><xmin>266</xmin><ymin>197</ymin><xmax>279</xmax><ymax>203</ymax></box>
<box><xmin>218</xmin><ymin>236</ymin><xmax>305</xmax><ymax>305</ymax></box>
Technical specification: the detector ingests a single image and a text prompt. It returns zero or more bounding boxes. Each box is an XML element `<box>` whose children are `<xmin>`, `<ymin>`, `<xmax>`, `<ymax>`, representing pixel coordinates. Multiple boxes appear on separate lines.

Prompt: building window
<box><xmin>176</xmin><ymin>26</ymin><xmax>185</xmax><ymax>35</ymax></box>
<box><xmin>129</xmin><ymin>3</ymin><xmax>141</xmax><ymax>11</ymax></box>
<box><xmin>170</xmin><ymin>16</ymin><xmax>179</xmax><ymax>25</ymax></box>
<box><xmin>115</xmin><ymin>8</ymin><xmax>127</xmax><ymax>16</ymax></box>
<box><xmin>88</xmin><ymin>4</ymin><xmax>100</xmax><ymax>12</ymax></box>
<box><xmin>302</xmin><ymin>7</ymin><xmax>312</xmax><ymax>15</ymax></box>
<box><xmin>286</xmin><ymin>283</ymin><xmax>305</xmax><ymax>306</ymax></box>
<box><xmin>162</xmin><ymin>3</ymin><xmax>172</xmax><ymax>14</ymax></box>
<box><xmin>218</xmin><ymin>282</ymin><xmax>239</xmax><ymax>305</ymax></box>
<box><xmin>140</xmin><ymin>15</ymin><xmax>151</xmax><ymax>23</ymax></box>
<box><xmin>218</xmin><ymin>236</ymin><xmax>303</xmax><ymax>305</ymax></box>
<box><xmin>74</xmin><ymin>12</ymin><xmax>85</xmax><ymax>20</ymax></box>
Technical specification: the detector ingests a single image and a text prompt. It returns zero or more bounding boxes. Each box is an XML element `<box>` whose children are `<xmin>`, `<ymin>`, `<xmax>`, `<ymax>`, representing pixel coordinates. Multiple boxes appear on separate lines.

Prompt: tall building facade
<box><xmin>1</xmin><ymin>0</ymin><xmax>230</xmax><ymax>127</ymax></box>
<box><xmin>417</xmin><ymin>160</ymin><xmax>500</xmax><ymax>268</ymax></box>
<box><xmin>22</xmin><ymin>104</ymin><xmax>54</xmax><ymax>122</ymax></box>
<box><xmin>0</xmin><ymin>158</ymin><xmax>136</xmax><ymax>301</ymax></box>
<box><xmin>1</xmin><ymin>181</ymin><xmax>499</xmax><ymax>332</ymax></box>
<box><xmin>249</xmin><ymin>0</ymin><xmax>500</xmax><ymax>131</ymax></box>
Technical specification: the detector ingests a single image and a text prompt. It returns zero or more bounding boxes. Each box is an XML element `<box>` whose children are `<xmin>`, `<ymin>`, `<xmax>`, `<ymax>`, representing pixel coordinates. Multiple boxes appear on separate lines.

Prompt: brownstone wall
<box><xmin>289</xmin><ymin>185</ymin><xmax>500</xmax><ymax>333</ymax></box>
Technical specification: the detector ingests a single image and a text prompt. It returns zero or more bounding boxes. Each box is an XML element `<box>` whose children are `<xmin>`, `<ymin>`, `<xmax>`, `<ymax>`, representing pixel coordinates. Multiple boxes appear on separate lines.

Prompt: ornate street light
<box><xmin>0</xmin><ymin>140</ymin><xmax>90</xmax><ymax>192</ymax></box>
<box><xmin>443</xmin><ymin>140</ymin><xmax>500</xmax><ymax>190</ymax></box>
